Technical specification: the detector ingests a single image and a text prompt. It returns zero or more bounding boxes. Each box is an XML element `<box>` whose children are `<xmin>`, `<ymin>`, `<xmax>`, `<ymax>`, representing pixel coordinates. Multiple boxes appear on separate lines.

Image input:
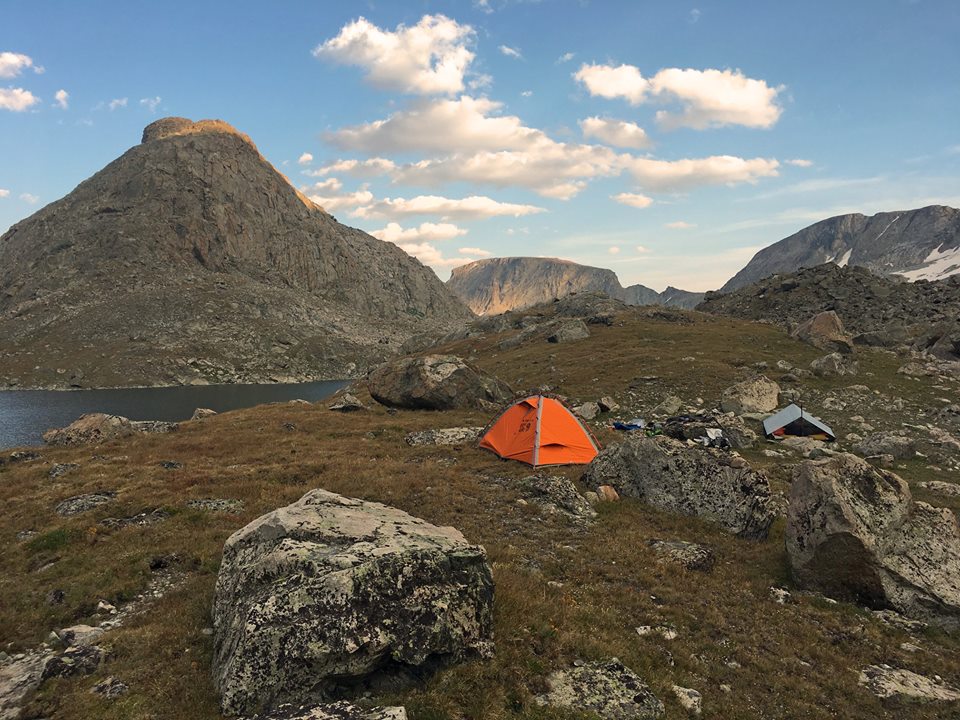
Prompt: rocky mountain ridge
<box><xmin>0</xmin><ymin>117</ymin><xmax>471</xmax><ymax>389</ymax></box>
<box><xmin>721</xmin><ymin>205</ymin><xmax>960</xmax><ymax>292</ymax></box>
<box><xmin>699</xmin><ymin>263</ymin><xmax>960</xmax><ymax>359</ymax></box>
<box><xmin>446</xmin><ymin>257</ymin><xmax>703</xmax><ymax>315</ymax></box>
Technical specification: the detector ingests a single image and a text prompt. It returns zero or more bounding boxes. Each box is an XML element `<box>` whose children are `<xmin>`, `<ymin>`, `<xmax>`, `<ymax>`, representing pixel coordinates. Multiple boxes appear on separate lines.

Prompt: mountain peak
<box><xmin>141</xmin><ymin>117</ymin><xmax>258</xmax><ymax>149</ymax></box>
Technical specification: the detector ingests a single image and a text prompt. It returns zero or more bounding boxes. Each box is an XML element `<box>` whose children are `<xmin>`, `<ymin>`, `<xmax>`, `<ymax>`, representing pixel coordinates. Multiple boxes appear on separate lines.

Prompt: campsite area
<box><xmin>2</xmin><ymin>300</ymin><xmax>960</xmax><ymax>719</ymax></box>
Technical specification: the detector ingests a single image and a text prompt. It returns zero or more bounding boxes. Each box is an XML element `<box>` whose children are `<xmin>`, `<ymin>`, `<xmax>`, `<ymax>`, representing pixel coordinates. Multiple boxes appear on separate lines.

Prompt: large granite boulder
<box><xmin>791</xmin><ymin>311</ymin><xmax>854</xmax><ymax>353</ymax></box>
<box><xmin>810</xmin><ymin>352</ymin><xmax>859</xmax><ymax>377</ymax></box>
<box><xmin>212</xmin><ymin>489</ymin><xmax>494</xmax><ymax>716</ymax></box>
<box><xmin>581</xmin><ymin>435</ymin><xmax>775</xmax><ymax>539</ymax></box>
<box><xmin>546</xmin><ymin>319</ymin><xmax>590</xmax><ymax>344</ymax></box>
<box><xmin>42</xmin><ymin>413</ymin><xmax>136</xmax><ymax>446</ymax></box>
<box><xmin>720</xmin><ymin>375</ymin><xmax>780</xmax><ymax>415</ymax></box>
<box><xmin>853</xmin><ymin>431</ymin><xmax>917</xmax><ymax>460</ymax></box>
<box><xmin>366</xmin><ymin>355</ymin><xmax>512</xmax><ymax>410</ymax></box>
<box><xmin>786</xmin><ymin>453</ymin><xmax>960</xmax><ymax>628</ymax></box>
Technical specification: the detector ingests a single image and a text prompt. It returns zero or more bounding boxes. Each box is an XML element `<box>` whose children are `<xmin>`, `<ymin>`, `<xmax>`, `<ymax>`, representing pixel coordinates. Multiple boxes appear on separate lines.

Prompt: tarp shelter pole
<box><xmin>532</xmin><ymin>395</ymin><xmax>544</xmax><ymax>467</ymax></box>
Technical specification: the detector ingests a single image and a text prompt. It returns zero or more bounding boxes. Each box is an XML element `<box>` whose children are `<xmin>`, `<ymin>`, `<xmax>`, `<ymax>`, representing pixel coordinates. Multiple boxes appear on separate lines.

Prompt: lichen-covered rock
<box><xmin>366</xmin><ymin>355</ymin><xmax>512</xmax><ymax>410</ymax></box>
<box><xmin>534</xmin><ymin>658</ymin><xmax>664</xmax><ymax>719</ymax></box>
<box><xmin>404</xmin><ymin>427</ymin><xmax>483</xmax><ymax>447</ymax></box>
<box><xmin>720</xmin><ymin>375</ymin><xmax>780</xmax><ymax>415</ymax></box>
<box><xmin>854</xmin><ymin>431</ymin><xmax>917</xmax><ymax>460</ymax></box>
<box><xmin>191</xmin><ymin>408</ymin><xmax>218</xmax><ymax>420</ymax></box>
<box><xmin>575</xmin><ymin>401</ymin><xmax>601</xmax><ymax>420</ymax></box>
<box><xmin>648</xmin><ymin>539</ymin><xmax>715</xmax><ymax>572</ymax></box>
<box><xmin>519</xmin><ymin>475</ymin><xmax>596</xmax><ymax>521</ymax></box>
<box><xmin>212</xmin><ymin>489</ymin><xmax>494</xmax><ymax>716</ymax></box>
<box><xmin>786</xmin><ymin>453</ymin><xmax>960</xmax><ymax>628</ymax></box>
<box><xmin>810</xmin><ymin>352</ymin><xmax>859</xmax><ymax>377</ymax></box>
<box><xmin>859</xmin><ymin>665</ymin><xmax>960</xmax><ymax>702</ymax></box>
<box><xmin>547</xmin><ymin>319</ymin><xmax>590</xmax><ymax>343</ymax></box>
<box><xmin>241</xmin><ymin>701</ymin><xmax>407</xmax><ymax>720</ymax></box>
<box><xmin>582</xmin><ymin>435</ymin><xmax>774</xmax><ymax>539</ymax></box>
<box><xmin>792</xmin><ymin>311</ymin><xmax>854</xmax><ymax>353</ymax></box>
<box><xmin>328</xmin><ymin>394</ymin><xmax>366</xmax><ymax>413</ymax></box>
<box><xmin>0</xmin><ymin>651</ymin><xmax>53</xmax><ymax>719</ymax></box>
<box><xmin>42</xmin><ymin>413</ymin><xmax>136</xmax><ymax>446</ymax></box>
<box><xmin>55</xmin><ymin>491</ymin><xmax>117</xmax><ymax>516</ymax></box>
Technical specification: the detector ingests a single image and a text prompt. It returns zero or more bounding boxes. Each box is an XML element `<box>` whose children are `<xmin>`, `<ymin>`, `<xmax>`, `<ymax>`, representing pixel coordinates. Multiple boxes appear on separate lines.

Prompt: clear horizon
<box><xmin>2</xmin><ymin>1</ymin><xmax>958</xmax><ymax>291</ymax></box>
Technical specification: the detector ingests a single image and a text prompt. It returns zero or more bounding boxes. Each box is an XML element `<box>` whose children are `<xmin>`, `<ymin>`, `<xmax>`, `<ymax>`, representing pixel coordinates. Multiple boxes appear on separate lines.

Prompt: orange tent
<box><xmin>479</xmin><ymin>395</ymin><xmax>600</xmax><ymax>467</ymax></box>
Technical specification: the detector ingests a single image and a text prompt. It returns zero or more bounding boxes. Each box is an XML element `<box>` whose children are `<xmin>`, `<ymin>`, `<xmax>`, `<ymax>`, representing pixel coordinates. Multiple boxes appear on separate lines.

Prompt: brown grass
<box><xmin>4</xmin><ymin>306</ymin><xmax>960</xmax><ymax>719</ymax></box>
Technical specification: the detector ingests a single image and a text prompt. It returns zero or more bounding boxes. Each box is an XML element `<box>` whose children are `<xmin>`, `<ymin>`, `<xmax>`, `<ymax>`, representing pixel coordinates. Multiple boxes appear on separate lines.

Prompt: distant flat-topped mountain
<box><xmin>0</xmin><ymin>117</ymin><xmax>471</xmax><ymax>389</ymax></box>
<box><xmin>447</xmin><ymin>257</ymin><xmax>703</xmax><ymax>315</ymax></box>
<box><xmin>721</xmin><ymin>205</ymin><xmax>960</xmax><ymax>293</ymax></box>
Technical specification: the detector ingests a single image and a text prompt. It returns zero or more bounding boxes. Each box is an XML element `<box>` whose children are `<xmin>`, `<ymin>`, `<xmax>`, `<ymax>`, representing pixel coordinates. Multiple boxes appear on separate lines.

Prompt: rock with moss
<box><xmin>241</xmin><ymin>702</ymin><xmax>407</xmax><ymax>720</ymax></box>
<box><xmin>582</xmin><ymin>435</ymin><xmax>775</xmax><ymax>539</ymax></box>
<box><xmin>366</xmin><ymin>355</ymin><xmax>511</xmax><ymax>410</ymax></box>
<box><xmin>534</xmin><ymin>658</ymin><xmax>664</xmax><ymax>719</ymax></box>
<box><xmin>786</xmin><ymin>453</ymin><xmax>960</xmax><ymax>628</ymax></box>
<box><xmin>212</xmin><ymin>489</ymin><xmax>494</xmax><ymax>716</ymax></box>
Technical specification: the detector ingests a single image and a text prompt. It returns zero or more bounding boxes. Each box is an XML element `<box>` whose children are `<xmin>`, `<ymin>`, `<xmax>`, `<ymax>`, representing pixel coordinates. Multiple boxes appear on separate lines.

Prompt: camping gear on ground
<box><xmin>662</xmin><ymin>414</ymin><xmax>731</xmax><ymax>449</ymax></box>
<box><xmin>613</xmin><ymin>418</ymin><xmax>646</xmax><ymax>432</ymax></box>
<box><xmin>479</xmin><ymin>394</ymin><xmax>600</xmax><ymax>467</ymax></box>
<box><xmin>763</xmin><ymin>404</ymin><xmax>835</xmax><ymax>441</ymax></box>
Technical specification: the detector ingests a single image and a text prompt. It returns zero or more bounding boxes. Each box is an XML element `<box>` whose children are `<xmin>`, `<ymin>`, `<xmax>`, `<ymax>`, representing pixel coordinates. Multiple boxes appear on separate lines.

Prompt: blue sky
<box><xmin>2</xmin><ymin>0</ymin><xmax>958</xmax><ymax>291</ymax></box>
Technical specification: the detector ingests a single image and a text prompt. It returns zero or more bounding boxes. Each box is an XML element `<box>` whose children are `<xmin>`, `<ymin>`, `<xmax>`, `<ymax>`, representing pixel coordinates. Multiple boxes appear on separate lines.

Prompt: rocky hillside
<box><xmin>4</xmin><ymin>295</ymin><xmax>960</xmax><ymax>719</ymax></box>
<box><xmin>721</xmin><ymin>205</ymin><xmax>960</xmax><ymax>292</ymax></box>
<box><xmin>0</xmin><ymin>117</ymin><xmax>471</xmax><ymax>389</ymax></box>
<box><xmin>447</xmin><ymin>257</ymin><xmax>702</xmax><ymax>315</ymax></box>
<box><xmin>699</xmin><ymin>263</ymin><xmax>960</xmax><ymax>358</ymax></box>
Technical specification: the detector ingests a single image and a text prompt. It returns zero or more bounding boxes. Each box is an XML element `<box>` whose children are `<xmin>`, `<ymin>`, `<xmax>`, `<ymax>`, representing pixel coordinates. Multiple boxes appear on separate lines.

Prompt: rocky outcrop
<box><xmin>547</xmin><ymin>319</ymin><xmax>590</xmax><ymax>343</ymax></box>
<box><xmin>581</xmin><ymin>435</ymin><xmax>775</xmax><ymax>539</ymax></box>
<box><xmin>404</xmin><ymin>427</ymin><xmax>484</xmax><ymax>446</ymax></box>
<box><xmin>42</xmin><ymin>414</ymin><xmax>136</xmax><ymax>446</ymax></box>
<box><xmin>810</xmin><ymin>353</ymin><xmax>858</xmax><ymax>377</ymax></box>
<box><xmin>367</xmin><ymin>355</ymin><xmax>512</xmax><ymax>410</ymax></box>
<box><xmin>212</xmin><ymin>489</ymin><xmax>494</xmax><ymax>716</ymax></box>
<box><xmin>720</xmin><ymin>375</ymin><xmax>780</xmax><ymax>415</ymax></box>
<box><xmin>859</xmin><ymin>665</ymin><xmax>960</xmax><ymax>702</ymax></box>
<box><xmin>719</xmin><ymin>205</ymin><xmax>960</xmax><ymax>292</ymax></box>
<box><xmin>853</xmin><ymin>431</ymin><xmax>917</xmax><ymax>460</ymax></box>
<box><xmin>791</xmin><ymin>311</ymin><xmax>853</xmax><ymax>353</ymax></box>
<box><xmin>700</xmin><ymin>264</ymin><xmax>960</xmax><ymax>360</ymax></box>
<box><xmin>241</xmin><ymin>702</ymin><xmax>408</xmax><ymax>720</ymax></box>
<box><xmin>447</xmin><ymin>257</ymin><xmax>702</xmax><ymax>316</ymax></box>
<box><xmin>0</xmin><ymin>117</ymin><xmax>471</xmax><ymax>389</ymax></box>
<box><xmin>786</xmin><ymin>454</ymin><xmax>960</xmax><ymax>628</ymax></box>
<box><xmin>534</xmin><ymin>659</ymin><xmax>664</xmax><ymax>719</ymax></box>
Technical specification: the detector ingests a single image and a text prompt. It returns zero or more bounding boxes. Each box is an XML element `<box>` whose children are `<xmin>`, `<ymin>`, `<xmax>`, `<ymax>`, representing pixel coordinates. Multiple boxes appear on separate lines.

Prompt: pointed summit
<box><xmin>0</xmin><ymin>118</ymin><xmax>471</xmax><ymax>389</ymax></box>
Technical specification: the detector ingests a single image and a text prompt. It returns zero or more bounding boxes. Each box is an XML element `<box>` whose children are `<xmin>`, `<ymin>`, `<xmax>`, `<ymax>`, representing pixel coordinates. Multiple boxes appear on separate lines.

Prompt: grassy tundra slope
<box><xmin>2</xmin><ymin>303</ymin><xmax>960</xmax><ymax>719</ymax></box>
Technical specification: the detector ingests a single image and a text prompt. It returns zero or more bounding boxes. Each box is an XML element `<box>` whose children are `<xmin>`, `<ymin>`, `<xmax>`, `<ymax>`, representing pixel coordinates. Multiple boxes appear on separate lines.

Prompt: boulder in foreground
<box><xmin>582</xmin><ymin>435</ymin><xmax>775</xmax><ymax>539</ymax></box>
<box><xmin>534</xmin><ymin>658</ymin><xmax>664</xmax><ymax>719</ymax></box>
<box><xmin>212</xmin><ymin>489</ymin><xmax>494</xmax><ymax>716</ymax></box>
<box><xmin>366</xmin><ymin>354</ymin><xmax>512</xmax><ymax>410</ymax></box>
<box><xmin>719</xmin><ymin>375</ymin><xmax>780</xmax><ymax>415</ymax></box>
<box><xmin>42</xmin><ymin>414</ymin><xmax>136</xmax><ymax>446</ymax></box>
<box><xmin>786</xmin><ymin>453</ymin><xmax>960</xmax><ymax>628</ymax></box>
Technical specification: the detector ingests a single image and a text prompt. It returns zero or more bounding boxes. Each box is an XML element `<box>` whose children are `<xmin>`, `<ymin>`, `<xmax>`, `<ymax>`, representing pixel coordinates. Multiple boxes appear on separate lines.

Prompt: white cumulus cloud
<box><xmin>580</xmin><ymin>117</ymin><xmax>651</xmax><ymax>149</ymax></box>
<box><xmin>0</xmin><ymin>188</ymin><xmax>9</xmax><ymax>198</ymax></box>
<box><xmin>353</xmin><ymin>194</ymin><xmax>545</xmax><ymax>221</ymax></box>
<box><xmin>575</xmin><ymin>63</ymin><xmax>784</xmax><ymax>129</ymax></box>
<box><xmin>621</xmin><ymin>154</ymin><xmax>779</xmax><ymax>191</ymax></box>
<box><xmin>612</xmin><ymin>192</ymin><xmax>654</xmax><ymax>208</ymax></box>
<box><xmin>313</xmin><ymin>15</ymin><xmax>475</xmax><ymax>95</ymax></box>
<box><xmin>557</xmin><ymin>52</ymin><xmax>575</xmax><ymax>64</ymax></box>
<box><xmin>54</xmin><ymin>89</ymin><xmax>68</xmax><ymax>109</ymax></box>
<box><xmin>499</xmin><ymin>45</ymin><xmax>522</xmax><ymax>59</ymax></box>
<box><xmin>0</xmin><ymin>87</ymin><xmax>39</xmax><ymax>112</ymax></box>
<box><xmin>108</xmin><ymin>97</ymin><xmax>127</xmax><ymax>111</ymax></box>
<box><xmin>298</xmin><ymin>152</ymin><xmax>314</xmax><ymax>166</ymax></box>
<box><xmin>306</xmin><ymin>157</ymin><xmax>397</xmax><ymax>178</ymax></box>
<box><xmin>20</xmin><ymin>192</ymin><xmax>39</xmax><ymax>204</ymax></box>
<box><xmin>459</xmin><ymin>246</ymin><xmax>492</xmax><ymax>257</ymax></box>
<box><xmin>0</xmin><ymin>52</ymin><xmax>39</xmax><ymax>78</ymax></box>
<box><xmin>369</xmin><ymin>221</ymin><xmax>468</xmax><ymax>243</ymax></box>
<box><xmin>326</xmin><ymin>95</ymin><xmax>543</xmax><ymax>154</ymax></box>
<box><xmin>140</xmin><ymin>96</ymin><xmax>161</xmax><ymax>113</ymax></box>
<box><xmin>302</xmin><ymin>178</ymin><xmax>375</xmax><ymax>212</ymax></box>
<box><xmin>574</xmin><ymin>63</ymin><xmax>648</xmax><ymax>104</ymax></box>
<box><xmin>608</xmin><ymin>246</ymin><xmax>621</xmax><ymax>254</ymax></box>
<box><xmin>786</xmin><ymin>158</ymin><xmax>814</xmax><ymax>167</ymax></box>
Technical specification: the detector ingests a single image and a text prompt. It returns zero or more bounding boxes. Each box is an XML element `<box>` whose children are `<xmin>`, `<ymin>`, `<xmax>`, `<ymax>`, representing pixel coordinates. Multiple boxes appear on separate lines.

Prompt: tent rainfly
<box><xmin>763</xmin><ymin>404</ymin><xmax>835</xmax><ymax>441</ymax></box>
<box><xmin>479</xmin><ymin>395</ymin><xmax>600</xmax><ymax>467</ymax></box>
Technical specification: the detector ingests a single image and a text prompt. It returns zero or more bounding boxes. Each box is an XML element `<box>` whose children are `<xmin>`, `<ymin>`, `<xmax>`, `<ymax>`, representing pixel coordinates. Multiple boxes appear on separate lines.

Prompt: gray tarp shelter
<box><xmin>763</xmin><ymin>404</ymin><xmax>835</xmax><ymax>440</ymax></box>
